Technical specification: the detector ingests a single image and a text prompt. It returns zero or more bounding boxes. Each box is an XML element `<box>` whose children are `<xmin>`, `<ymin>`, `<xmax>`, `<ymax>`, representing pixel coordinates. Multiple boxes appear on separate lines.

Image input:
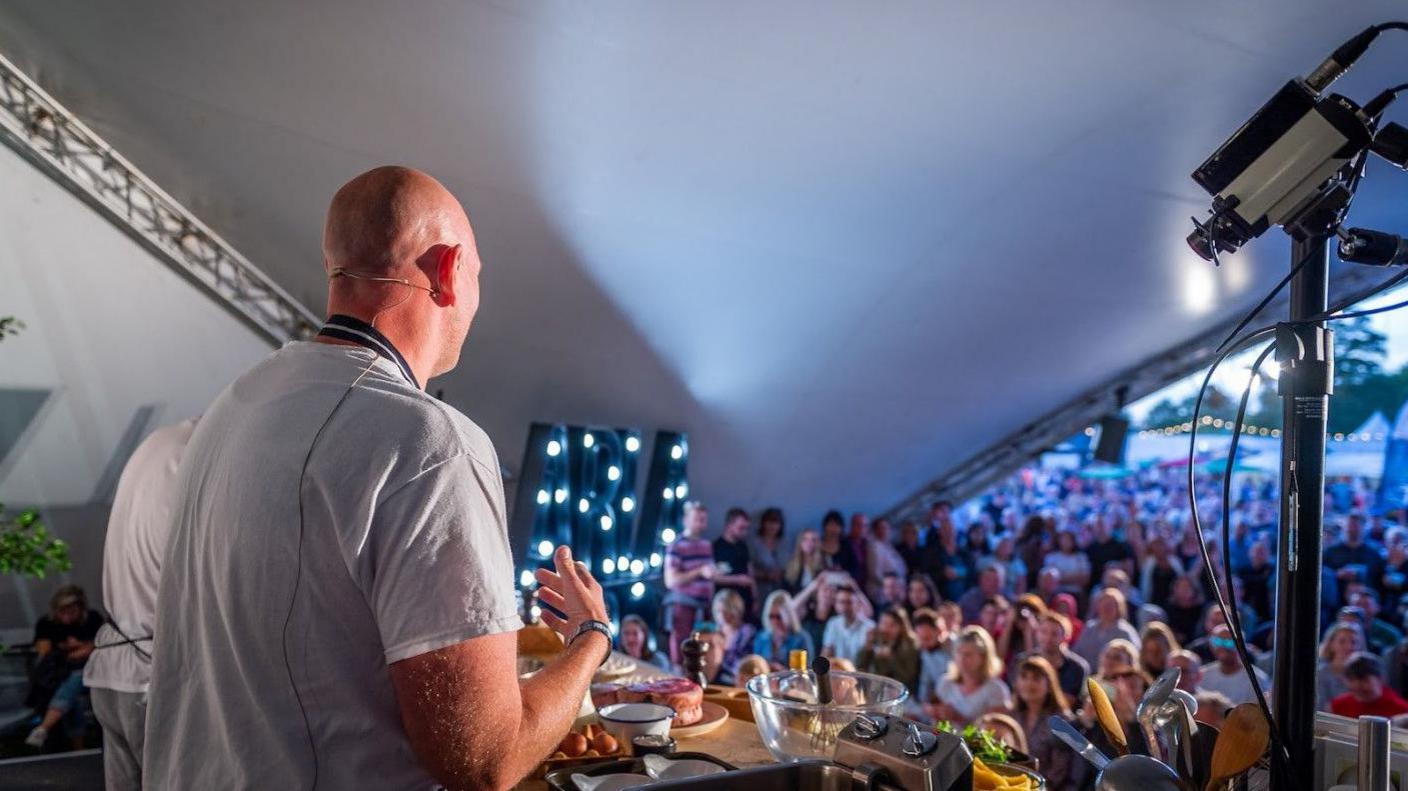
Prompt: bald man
<box><xmin>144</xmin><ymin>167</ymin><xmax>610</xmax><ymax>790</ymax></box>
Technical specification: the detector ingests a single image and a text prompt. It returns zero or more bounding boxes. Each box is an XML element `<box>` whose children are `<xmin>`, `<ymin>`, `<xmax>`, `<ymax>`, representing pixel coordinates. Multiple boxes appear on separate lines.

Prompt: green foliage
<box><xmin>0</xmin><ymin>503</ymin><xmax>70</xmax><ymax>578</ymax></box>
<box><xmin>934</xmin><ymin>720</ymin><xmax>1013</xmax><ymax>763</ymax></box>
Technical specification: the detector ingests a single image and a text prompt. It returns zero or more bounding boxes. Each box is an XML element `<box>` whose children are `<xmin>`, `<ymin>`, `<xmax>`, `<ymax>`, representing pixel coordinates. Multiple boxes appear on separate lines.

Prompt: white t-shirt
<box><xmin>934</xmin><ymin>677</ymin><xmax>1012</xmax><ymax>723</ymax></box>
<box><xmin>823</xmin><ymin>614</ymin><xmax>874</xmax><ymax>663</ymax></box>
<box><xmin>144</xmin><ymin>342</ymin><xmax>521</xmax><ymax>790</ymax></box>
<box><xmin>1199</xmin><ymin>662</ymin><xmax>1271</xmax><ymax>706</ymax></box>
<box><xmin>84</xmin><ymin>419</ymin><xmax>196</xmax><ymax>694</ymax></box>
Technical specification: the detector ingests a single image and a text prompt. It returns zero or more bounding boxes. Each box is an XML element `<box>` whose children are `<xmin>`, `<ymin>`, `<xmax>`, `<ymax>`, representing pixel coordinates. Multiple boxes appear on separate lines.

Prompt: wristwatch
<box><xmin>571</xmin><ymin>619</ymin><xmax>613</xmax><ymax>666</ymax></box>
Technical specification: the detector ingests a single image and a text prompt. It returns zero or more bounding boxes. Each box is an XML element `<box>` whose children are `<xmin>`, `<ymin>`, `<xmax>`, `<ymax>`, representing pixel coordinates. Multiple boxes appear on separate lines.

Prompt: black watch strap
<box><xmin>571</xmin><ymin>619</ymin><xmax>613</xmax><ymax>666</ymax></box>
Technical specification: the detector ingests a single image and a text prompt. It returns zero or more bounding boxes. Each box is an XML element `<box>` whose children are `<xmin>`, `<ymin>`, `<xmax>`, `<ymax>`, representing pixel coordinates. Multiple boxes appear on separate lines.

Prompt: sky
<box><xmin>1129</xmin><ymin>282</ymin><xmax>1408</xmax><ymax>424</ymax></box>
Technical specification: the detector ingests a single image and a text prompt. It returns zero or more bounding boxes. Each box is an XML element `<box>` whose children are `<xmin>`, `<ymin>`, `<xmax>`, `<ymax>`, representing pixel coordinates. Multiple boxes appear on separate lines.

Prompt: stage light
<box><xmin>650</xmin><ymin>552</ymin><xmax>662</xmax><ymax>567</ymax></box>
<box><xmin>583</xmin><ymin>433</ymin><xmax>595</xmax><ymax>448</ymax></box>
<box><xmin>630</xmin><ymin>559</ymin><xmax>645</xmax><ymax>575</ymax></box>
<box><xmin>600</xmin><ymin>515</ymin><xmax>613</xmax><ymax>531</ymax></box>
<box><xmin>621</xmin><ymin>496</ymin><xmax>635</xmax><ymax>513</ymax></box>
<box><xmin>537</xmin><ymin>540</ymin><xmax>553</xmax><ymax>557</ymax></box>
<box><xmin>662</xmin><ymin>527</ymin><xmax>677</xmax><ymax>543</ymax></box>
<box><xmin>630</xmin><ymin>582</ymin><xmax>645</xmax><ymax>598</ymax></box>
<box><xmin>547</xmin><ymin>440</ymin><xmax>562</xmax><ymax>457</ymax></box>
<box><xmin>674</xmin><ymin>484</ymin><xmax>688</xmax><ymax>499</ymax></box>
<box><xmin>530</xmin><ymin>604</ymin><xmax>541</xmax><ymax>620</ymax></box>
<box><xmin>671</xmin><ymin>444</ymin><xmax>684</xmax><ymax>460</ymax></box>
<box><xmin>617</xmin><ymin>555</ymin><xmax>628</xmax><ymax>570</ymax></box>
<box><xmin>625</xmin><ymin>436</ymin><xmax>641</xmax><ymax>453</ymax></box>
<box><xmin>603</xmin><ymin>558</ymin><xmax>616</xmax><ymax>574</ymax></box>
<box><xmin>608</xmin><ymin>465</ymin><xmax>621</xmax><ymax>481</ymax></box>
<box><xmin>663</xmin><ymin>487</ymin><xmax>675</xmax><ymax>500</ymax></box>
<box><xmin>579</xmin><ymin>498</ymin><xmax>590</xmax><ymax>513</ymax></box>
<box><xmin>519</xmin><ymin>569</ymin><xmax>533</xmax><ymax>587</ymax></box>
<box><xmin>554</xmin><ymin>488</ymin><xmax>568</xmax><ymax>504</ymax></box>
<box><xmin>536</xmin><ymin>489</ymin><xmax>549</xmax><ymax>505</ymax></box>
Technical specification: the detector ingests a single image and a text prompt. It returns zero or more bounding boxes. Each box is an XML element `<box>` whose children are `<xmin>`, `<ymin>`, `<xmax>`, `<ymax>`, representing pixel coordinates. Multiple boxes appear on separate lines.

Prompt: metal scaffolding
<box><xmin>0</xmin><ymin>52</ymin><xmax>318</xmax><ymax>345</ymax></box>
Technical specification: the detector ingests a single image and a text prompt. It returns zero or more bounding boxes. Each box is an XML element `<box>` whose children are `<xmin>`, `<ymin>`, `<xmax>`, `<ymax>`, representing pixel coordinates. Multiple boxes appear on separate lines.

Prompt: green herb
<box><xmin>933</xmin><ymin>720</ymin><xmax>1013</xmax><ymax>763</ymax></box>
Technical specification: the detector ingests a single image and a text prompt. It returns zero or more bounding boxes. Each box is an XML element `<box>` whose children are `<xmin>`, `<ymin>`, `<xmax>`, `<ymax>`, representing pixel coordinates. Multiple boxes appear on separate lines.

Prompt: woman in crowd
<box><xmin>819</xmin><ymin>510</ymin><xmax>860</xmax><ymax>579</ymax></box>
<box><xmin>750</xmin><ymin>507</ymin><xmax>789</xmax><ymax>609</ymax></box>
<box><xmin>752</xmin><ymin>590</ymin><xmax>814</xmax><ymax>670</ymax></box>
<box><xmin>785</xmin><ymin>528</ymin><xmax>825</xmax><ymax>591</ymax></box>
<box><xmin>617</xmin><ymin>614</ymin><xmax>671</xmax><ymax>671</ymax></box>
<box><xmin>978</xmin><ymin>596</ymin><xmax>1011</xmax><ymax>642</ymax></box>
<box><xmin>896</xmin><ymin>520</ymin><xmax>925</xmax><ymax>574</ymax></box>
<box><xmin>857</xmin><ymin>606</ymin><xmax>921</xmax><ymax>691</ymax></box>
<box><xmin>711</xmin><ymin>589</ymin><xmax>757</xmax><ymax>683</ymax></box>
<box><xmin>1044</xmin><ymin>530</ymin><xmax>1091</xmax><ymax>595</ymax></box>
<box><xmin>1139</xmin><ymin>621</ymin><xmax>1182</xmax><ymax>678</ymax></box>
<box><xmin>905</xmin><ymin>573</ymin><xmax>941</xmax><ymax>618</ymax></box>
<box><xmin>965</xmin><ymin>522</ymin><xmax>992</xmax><ymax>566</ymax></box>
<box><xmin>1072</xmin><ymin>587</ymin><xmax>1141</xmax><ymax>668</ymax></box>
<box><xmin>1010</xmin><ymin>655</ymin><xmax>1075</xmax><ymax>791</ymax></box>
<box><xmin>1164</xmin><ymin>574</ymin><xmax>1206</xmax><ymax>644</ymax></box>
<box><xmin>792</xmin><ymin>570</ymin><xmax>874</xmax><ymax>652</ymax></box>
<box><xmin>1317</xmin><ymin>621</ymin><xmax>1367</xmax><ymax>710</ymax></box>
<box><xmin>1096</xmin><ymin>638</ymin><xmax>1139</xmax><ymax>681</ymax></box>
<box><xmin>1017</xmin><ymin>515</ymin><xmax>1052</xmax><ymax>590</ymax></box>
<box><xmin>930</xmin><ymin>626</ymin><xmax>1012</xmax><ymax>726</ymax></box>
<box><xmin>24</xmin><ymin>585</ymin><xmax>103</xmax><ymax>749</ymax></box>
<box><xmin>1051</xmin><ymin>593</ymin><xmax>1083</xmax><ymax>643</ymax></box>
<box><xmin>991</xmin><ymin>537</ymin><xmax>1028</xmax><ymax>598</ymax></box>
<box><xmin>1139</xmin><ymin>534</ymin><xmax>1185</xmax><ymax>606</ymax></box>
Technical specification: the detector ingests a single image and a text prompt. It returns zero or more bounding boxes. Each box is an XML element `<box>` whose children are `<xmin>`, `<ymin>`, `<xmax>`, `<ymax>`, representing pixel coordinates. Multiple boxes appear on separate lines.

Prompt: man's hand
<box><xmin>697</xmin><ymin>562</ymin><xmax>716</xmax><ymax>581</ymax></box>
<box><xmin>534</xmin><ymin>545</ymin><xmax>610</xmax><ymax>642</ymax></box>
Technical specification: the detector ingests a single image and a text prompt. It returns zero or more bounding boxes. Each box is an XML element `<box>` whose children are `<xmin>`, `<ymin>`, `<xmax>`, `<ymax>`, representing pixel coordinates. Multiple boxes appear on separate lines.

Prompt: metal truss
<box><xmin>0</xmin><ymin>52</ymin><xmax>317</xmax><ymax>344</ymax></box>
<box><xmin>884</xmin><ymin>262</ymin><xmax>1396</xmax><ymax>524</ymax></box>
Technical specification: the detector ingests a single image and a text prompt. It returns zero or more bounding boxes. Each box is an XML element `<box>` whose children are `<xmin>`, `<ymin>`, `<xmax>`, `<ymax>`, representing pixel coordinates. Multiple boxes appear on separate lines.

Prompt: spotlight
<box><xmin>621</xmin><ymin>497</ymin><xmax>635</xmax><ymax>513</ymax></box>
<box><xmin>547</xmin><ymin>440</ymin><xmax>562</xmax><ymax>457</ymax></box>
<box><xmin>630</xmin><ymin>582</ymin><xmax>646</xmax><ymax>598</ymax></box>
<box><xmin>625</xmin><ymin>436</ymin><xmax>641</xmax><ymax>453</ymax></box>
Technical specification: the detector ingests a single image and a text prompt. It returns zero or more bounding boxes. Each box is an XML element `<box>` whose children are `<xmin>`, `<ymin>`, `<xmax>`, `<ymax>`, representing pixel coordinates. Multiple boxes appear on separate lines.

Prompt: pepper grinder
<box><xmin>680</xmin><ymin>630</ymin><xmax>708</xmax><ymax>688</ymax></box>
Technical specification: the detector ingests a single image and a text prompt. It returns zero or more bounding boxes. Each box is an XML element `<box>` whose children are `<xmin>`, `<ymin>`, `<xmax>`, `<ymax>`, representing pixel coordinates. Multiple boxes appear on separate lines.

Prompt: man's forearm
<box><xmin>714</xmin><ymin>573</ymin><xmax>752</xmax><ymax>587</ymax></box>
<box><xmin>501</xmin><ymin>632</ymin><xmax>609</xmax><ymax>783</ymax></box>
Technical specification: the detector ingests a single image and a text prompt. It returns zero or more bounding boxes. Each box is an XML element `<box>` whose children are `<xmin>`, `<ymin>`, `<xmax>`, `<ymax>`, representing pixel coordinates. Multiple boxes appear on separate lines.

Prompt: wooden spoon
<box><xmin>1204</xmin><ymin>703</ymin><xmax>1270</xmax><ymax>791</ymax></box>
<box><xmin>1088</xmin><ymin>678</ymin><xmax>1129</xmax><ymax>756</ymax></box>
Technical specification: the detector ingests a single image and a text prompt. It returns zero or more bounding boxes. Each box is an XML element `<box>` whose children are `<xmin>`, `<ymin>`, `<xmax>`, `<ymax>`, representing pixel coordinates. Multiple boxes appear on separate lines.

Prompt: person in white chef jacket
<box><xmin>143</xmin><ymin>166</ymin><xmax>611</xmax><ymax>791</ymax></box>
<box><xmin>83</xmin><ymin>417</ymin><xmax>197</xmax><ymax>791</ymax></box>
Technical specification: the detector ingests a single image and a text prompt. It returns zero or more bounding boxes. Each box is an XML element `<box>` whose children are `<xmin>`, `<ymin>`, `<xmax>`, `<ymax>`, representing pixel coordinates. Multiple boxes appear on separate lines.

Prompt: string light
<box><xmin>663</xmin><ymin>487</ymin><xmax>675</xmax><ymax>500</ymax></box>
<box><xmin>519</xmin><ymin>569</ymin><xmax>533</xmax><ymax>587</ymax></box>
<box><xmin>650</xmin><ymin>552</ymin><xmax>662</xmax><ymax>567</ymax></box>
<box><xmin>621</xmin><ymin>497</ymin><xmax>635</xmax><ymax>513</ymax></box>
<box><xmin>671</xmin><ymin>444</ymin><xmax>684</xmax><ymax>460</ymax></box>
<box><xmin>630</xmin><ymin>559</ymin><xmax>645</xmax><ymax>575</ymax></box>
<box><xmin>537</xmin><ymin>540</ymin><xmax>553</xmax><ymax>557</ymax></box>
<box><xmin>554</xmin><ymin>488</ymin><xmax>567</xmax><ymax>504</ymax></box>
<box><xmin>600</xmin><ymin>515</ymin><xmax>613</xmax><ymax>531</ymax></box>
<box><xmin>630</xmin><ymin>582</ymin><xmax>646</xmax><ymax>598</ymax></box>
<box><xmin>661</xmin><ymin>527</ymin><xmax>677</xmax><ymax>543</ymax></box>
<box><xmin>536</xmin><ymin>489</ymin><xmax>549</xmax><ymax>505</ymax></box>
<box><xmin>625</xmin><ymin>436</ymin><xmax>641</xmax><ymax>453</ymax></box>
<box><xmin>546</xmin><ymin>440</ymin><xmax>561</xmax><ymax>457</ymax></box>
<box><xmin>530</xmin><ymin>604</ymin><xmax>541</xmax><ymax>620</ymax></box>
<box><xmin>578</xmin><ymin>498</ymin><xmax>590</xmax><ymax>513</ymax></box>
<box><xmin>617</xmin><ymin>555</ymin><xmax>628</xmax><ymax>571</ymax></box>
<box><xmin>603</xmin><ymin>558</ymin><xmax>616</xmax><ymax>574</ymax></box>
<box><xmin>583</xmin><ymin>433</ymin><xmax>595</xmax><ymax>448</ymax></box>
<box><xmin>607</xmin><ymin>465</ymin><xmax>621</xmax><ymax>481</ymax></box>
<box><xmin>674</xmin><ymin>483</ymin><xmax>688</xmax><ymax>499</ymax></box>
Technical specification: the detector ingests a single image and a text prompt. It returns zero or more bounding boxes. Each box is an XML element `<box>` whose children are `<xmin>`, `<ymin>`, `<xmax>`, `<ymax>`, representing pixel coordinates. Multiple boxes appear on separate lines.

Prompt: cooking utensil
<box><xmin>813</xmin><ymin>656</ymin><xmax>833</xmax><ymax>705</ymax></box>
<box><xmin>1096</xmin><ymin>753</ymin><xmax>1189</xmax><ymax>791</ymax></box>
<box><xmin>1163</xmin><ymin>689</ymin><xmax>1199</xmax><ymax>784</ymax></box>
<box><xmin>1204</xmin><ymin>703</ymin><xmax>1270</xmax><ymax>791</ymax></box>
<box><xmin>1088</xmin><ymin>678</ymin><xmax>1128</xmax><ymax>756</ymax></box>
<box><xmin>1137</xmin><ymin>667</ymin><xmax>1181</xmax><ymax>765</ymax></box>
<box><xmin>1186</xmin><ymin>723</ymin><xmax>1219</xmax><ymax>791</ymax></box>
<box><xmin>1048</xmin><ymin>715</ymin><xmax>1109</xmax><ymax>771</ymax></box>
<box><xmin>746</xmin><ymin>671</ymin><xmax>908</xmax><ymax>762</ymax></box>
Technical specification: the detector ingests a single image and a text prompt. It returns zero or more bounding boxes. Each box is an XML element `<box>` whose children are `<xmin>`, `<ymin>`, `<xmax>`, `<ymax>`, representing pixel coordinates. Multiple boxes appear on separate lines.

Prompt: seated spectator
<box><xmin>1044</xmin><ymin>530</ymin><xmax>1091</xmax><ymax>595</ymax></box>
<box><xmin>874</xmin><ymin>571</ymin><xmax>906</xmax><ymax>613</ymax></box>
<box><xmin>1236</xmin><ymin>539</ymin><xmax>1275</xmax><ymax>621</ymax></box>
<box><xmin>711</xmin><ymin>589</ymin><xmax>757</xmax><ymax>683</ymax></box>
<box><xmin>1194</xmin><ymin>690</ymin><xmax>1233</xmax><ymax>729</ymax></box>
<box><xmin>1169</xmin><ymin>649</ymin><xmax>1204</xmax><ymax>695</ymax></box>
<box><xmin>1017</xmin><ymin>515</ymin><xmax>1052</xmax><ymax>591</ymax></box>
<box><xmin>1384</xmin><ymin>632</ymin><xmax>1408</xmax><ymax>699</ymax></box>
<box><xmin>1051</xmin><ymin>592</ymin><xmax>1083</xmax><ymax>644</ymax></box>
<box><xmin>1072</xmin><ymin>587</ymin><xmax>1141</xmax><ymax>668</ymax></box>
<box><xmin>975</xmin><ymin>711</ymin><xmax>1028</xmax><ymax>754</ymax></box>
<box><xmin>936</xmin><ymin>601</ymin><xmax>964</xmax><ymax>636</ymax></box>
<box><xmin>690</xmin><ymin>622</ymin><xmax>729</xmax><ymax>685</ymax></box>
<box><xmin>905</xmin><ymin>573</ymin><xmax>941</xmax><ymax>618</ymax></box>
<box><xmin>1349</xmin><ymin>588</ymin><xmax>1403</xmax><ymax>654</ymax></box>
<box><xmin>24</xmin><ymin>585</ymin><xmax>103</xmax><ymax>749</ymax></box>
<box><xmin>1096</xmin><ymin>567</ymin><xmax>1142</xmax><ymax>611</ymax></box>
<box><xmin>1139</xmin><ymin>622</ymin><xmax>1182</xmax><ymax>678</ymax></box>
<box><xmin>1325</xmin><ymin>513</ymin><xmax>1384</xmax><ymax>606</ymax></box>
<box><xmin>933</xmin><ymin>520</ymin><xmax>973</xmax><ymax>601</ymax></box>
<box><xmin>753</xmin><ymin>590</ymin><xmax>815</xmax><ymax>670</ymax></box>
<box><xmin>960</xmin><ymin>563</ymin><xmax>1006</xmax><ymax>624</ymax></box>
<box><xmin>734</xmin><ymin>654</ymin><xmax>770</xmax><ymax>689</ymax></box>
<box><xmin>1009</xmin><ymin>656</ymin><xmax>1074</xmax><ymax>791</ymax></box>
<box><xmin>977</xmin><ymin>596</ymin><xmax>1012</xmax><ymax>642</ymax></box>
<box><xmin>618</xmin><ymin>614</ymin><xmax>671</xmax><ymax>671</ymax></box>
<box><xmin>793</xmin><ymin>570</ymin><xmax>872</xmax><ymax>652</ymax></box>
<box><xmin>997</xmin><ymin>594</ymin><xmax>1047</xmax><ymax>670</ymax></box>
<box><xmin>929</xmin><ymin>626</ymin><xmax>1012</xmax><ymax>726</ymax></box>
<box><xmin>1096</xmin><ymin>639</ymin><xmax>1139</xmax><ymax>681</ymax></box>
<box><xmin>857</xmin><ymin>607</ymin><xmax>921</xmax><ymax>691</ymax></box>
<box><xmin>1035</xmin><ymin>566</ymin><xmax>1063</xmax><ymax>605</ymax></box>
<box><xmin>866</xmin><ymin>518</ymin><xmax>908</xmax><ymax>604</ymax></box>
<box><xmin>1185</xmin><ymin>604</ymin><xmax>1229</xmax><ymax>663</ymax></box>
<box><xmin>1164</xmin><ymin>575</ymin><xmax>1207</xmax><ymax>645</ymax></box>
<box><xmin>1139</xmin><ymin>535</ymin><xmax>1185</xmax><ymax>606</ymax></box>
<box><xmin>821</xmin><ymin>584</ymin><xmax>875</xmax><ymax>664</ymax></box>
<box><xmin>1330</xmin><ymin>653</ymin><xmax>1408</xmax><ymax>719</ymax></box>
<box><xmin>1014</xmin><ymin>611</ymin><xmax>1088</xmax><ymax>701</ymax></box>
<box><xmin>1200</xmin><ymin>625</ymin><xmax>1271</xmax><ymax>705</ymax></box>
<box><xmin>990</xmin><ymin>537</ymin><xmax>1028</xmax><ymax>598</ymax></box>
<box><xmin>912</xmin><ymin>608</ymin><xmax>954</xmax><ymax>708</ymax></box>
<box><xmin>1316</xmin><ymin>622</ymin><xmax>1366</xmax><ymax>710</ymax></box>
<box><xmin>1108</xmin><ymin>667</ymin><xmax>1155</xmax><ymax>746</ymax></box>
<box><xmin>784</xmin><ymin>528</ymin><xmax>826</xmax><ymax>592</ymax></box>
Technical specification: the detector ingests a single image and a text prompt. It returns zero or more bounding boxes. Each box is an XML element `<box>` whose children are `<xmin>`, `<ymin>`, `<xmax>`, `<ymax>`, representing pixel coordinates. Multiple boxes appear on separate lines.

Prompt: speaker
<box><xmin>1092</xmin><ymin>414</ymin><xmax>1130</xmax><ymax>465</ymax></box>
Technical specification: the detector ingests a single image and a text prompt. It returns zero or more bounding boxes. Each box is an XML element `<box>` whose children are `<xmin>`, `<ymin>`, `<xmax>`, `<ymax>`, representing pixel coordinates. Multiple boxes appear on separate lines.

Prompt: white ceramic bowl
<box><xmin>596</xmin><ymin>702</ymin><xmax>675</xmax><ymax>747</ymax></box>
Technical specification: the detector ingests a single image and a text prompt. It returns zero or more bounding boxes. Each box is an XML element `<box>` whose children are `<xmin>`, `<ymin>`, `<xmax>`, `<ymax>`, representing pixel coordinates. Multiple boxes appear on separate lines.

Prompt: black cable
<box><xmin>94</xmin><ymin>606</ymin><xmax>152</xmax><ymax>662</ymax></box>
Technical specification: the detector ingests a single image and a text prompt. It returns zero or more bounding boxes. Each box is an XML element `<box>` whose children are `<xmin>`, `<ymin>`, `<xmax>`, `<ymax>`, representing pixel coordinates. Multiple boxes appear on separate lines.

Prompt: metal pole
<box><xmin>1271</xmin><ymin>233</ymin><xmax>1332</xmax><ymax>788</ymax></box>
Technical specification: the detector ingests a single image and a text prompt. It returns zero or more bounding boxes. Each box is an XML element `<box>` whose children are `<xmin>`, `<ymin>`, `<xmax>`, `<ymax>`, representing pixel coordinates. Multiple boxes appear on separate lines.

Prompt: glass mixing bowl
<box><xmin>745</xmin><ymin>670</ymin><xmax>909</xmax><ymax>763</ymax></box>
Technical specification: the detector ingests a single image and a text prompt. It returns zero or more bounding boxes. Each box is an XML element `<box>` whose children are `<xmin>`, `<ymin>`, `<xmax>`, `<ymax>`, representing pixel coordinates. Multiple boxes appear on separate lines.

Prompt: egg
<box><xmin>592</xmin><ymin>733</ymin><xmax>618</xmax><ymax>755</ymax></box>
<box><xmin>560</xmin><ymin>732</ymin><xmax>588</xmax><ymax>757</ymax></box>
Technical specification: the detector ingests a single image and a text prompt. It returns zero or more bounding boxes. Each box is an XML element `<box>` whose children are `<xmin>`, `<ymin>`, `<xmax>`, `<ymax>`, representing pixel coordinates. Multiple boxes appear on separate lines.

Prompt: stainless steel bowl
<box><xmin>745</xmin><ymin>670</ymin><xmax>909</xmax><ymax>763</ymax></box>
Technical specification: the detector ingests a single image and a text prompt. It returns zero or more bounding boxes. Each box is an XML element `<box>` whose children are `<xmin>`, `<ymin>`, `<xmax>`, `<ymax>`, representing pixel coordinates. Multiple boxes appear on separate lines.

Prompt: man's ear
<box><xmin>434</xmin><ymin>244</ymin><xmax>461</xmax><ymax>306</ymax></box>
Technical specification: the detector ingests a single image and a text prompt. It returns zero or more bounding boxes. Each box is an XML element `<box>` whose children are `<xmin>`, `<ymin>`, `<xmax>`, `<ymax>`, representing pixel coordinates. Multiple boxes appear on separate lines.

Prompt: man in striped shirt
<box><xmin>664</xmin><ymin>501</ymin><xmax>716</xmax><ymax>664</ymax></box>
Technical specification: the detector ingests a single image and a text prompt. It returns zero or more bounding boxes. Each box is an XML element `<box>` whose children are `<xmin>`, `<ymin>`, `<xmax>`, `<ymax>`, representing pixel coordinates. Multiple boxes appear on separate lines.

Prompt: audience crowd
<box><xmin>611</xmin><ymin>466</ymin><xmax>1408</xmax><ymax>790</ymax></box>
